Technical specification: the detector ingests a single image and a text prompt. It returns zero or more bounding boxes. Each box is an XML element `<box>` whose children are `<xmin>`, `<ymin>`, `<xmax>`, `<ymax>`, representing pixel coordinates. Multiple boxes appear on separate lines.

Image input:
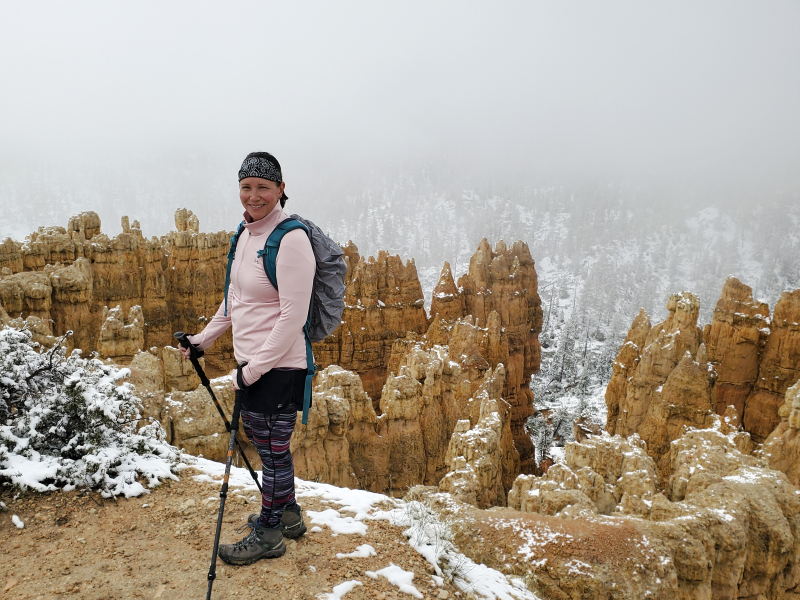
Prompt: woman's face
<box><xmin>239</xmin><ymin>177</ymin><xmax>285</xmax><ymax>221</ymax></box>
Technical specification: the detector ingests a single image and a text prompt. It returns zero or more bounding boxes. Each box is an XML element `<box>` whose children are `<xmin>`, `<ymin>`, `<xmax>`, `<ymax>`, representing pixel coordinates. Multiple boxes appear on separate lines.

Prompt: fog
<box><xmin>1</xmin><ymin>1</ymin><xmax>799</xmax><ymax>237</ymax></box>
<box><xmin>3</xmin><ymin>2</ymin><xmax>800</xmax><ymax>437</ymax></box>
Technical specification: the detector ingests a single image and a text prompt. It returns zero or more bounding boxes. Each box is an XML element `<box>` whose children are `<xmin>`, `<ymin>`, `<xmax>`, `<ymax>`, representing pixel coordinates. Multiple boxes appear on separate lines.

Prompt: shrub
<box><xmin>0</xmin><ymin>326</ymin><xmax>179</xmax><ymax>497</ymax></box>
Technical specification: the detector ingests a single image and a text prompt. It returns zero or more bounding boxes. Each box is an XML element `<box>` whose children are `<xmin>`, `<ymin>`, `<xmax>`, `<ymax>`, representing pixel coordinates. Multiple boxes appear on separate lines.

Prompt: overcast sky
<box><xmin>2</xmin><ymin>1</ymin><xmax>799</xmax><ymax>224</ymax></box>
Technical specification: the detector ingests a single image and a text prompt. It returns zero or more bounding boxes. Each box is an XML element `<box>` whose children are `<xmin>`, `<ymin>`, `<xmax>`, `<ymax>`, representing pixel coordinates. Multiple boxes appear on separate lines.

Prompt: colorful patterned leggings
<box><xmin>240</xmin><ymin>410</ymin><xmax>297</xmax><ymax>529</ymax></box>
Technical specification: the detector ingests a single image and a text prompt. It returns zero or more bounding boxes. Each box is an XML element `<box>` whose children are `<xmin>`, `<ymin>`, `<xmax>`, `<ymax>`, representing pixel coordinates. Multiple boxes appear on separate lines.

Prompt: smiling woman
<box><xmin>238</xmin><ymin>151</ymin><xmax>289</xmax><ymax>218</ymax></box>
<box><xmin>239</xmin><ymin>177</ymin><xmax>283</xmax><ymax>220</ymax></box>
<box><xmin>180</xmin><ymin>150</ymin><xmax>316</xmax><ymax>566</ymax></box>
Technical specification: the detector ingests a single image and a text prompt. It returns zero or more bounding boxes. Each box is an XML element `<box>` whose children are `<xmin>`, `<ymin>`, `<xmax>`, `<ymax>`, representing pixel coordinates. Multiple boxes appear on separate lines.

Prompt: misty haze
<box><xmin>2</xmin><ymin>3</ymin><xmax>800</xmax><ymax>599</ymax></box>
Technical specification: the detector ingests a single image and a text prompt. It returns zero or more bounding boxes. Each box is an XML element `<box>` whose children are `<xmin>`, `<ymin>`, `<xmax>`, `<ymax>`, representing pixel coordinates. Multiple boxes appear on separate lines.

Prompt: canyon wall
<box><xmin>311</xmin><ymin>247</ymin><xmax>429</xmax><ymax>401</ymax></box>
<box><xmin>0</xmin><ymin>209</ymin><xmax>234</xmax><ymax>371</ymax></box>
<box><xmin>606</xmin><ymin>276</ymin><xmax>800</xmax><ymax>480</ymax></box>
<box><xmin>1</xmin><ymin>210</ymin><xmax>542</xmax><ymax>499</ymax></box>
<box><xmin>764</xmin><ymin>380</ymin><xmax>800</xmax><ymax>488</ymax></box>
<box><xmin>291</xmin><ymin>338</ymin><xmax>520</xmax><ymax>502</ymax></box>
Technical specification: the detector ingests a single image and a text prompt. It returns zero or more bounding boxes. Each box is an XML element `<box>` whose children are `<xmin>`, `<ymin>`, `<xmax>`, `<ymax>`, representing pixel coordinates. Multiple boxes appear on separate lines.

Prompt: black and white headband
<box><xmin>238</xmin><ymin>155</ymin><xmax>282</xmax><ymax>183</ymax></box>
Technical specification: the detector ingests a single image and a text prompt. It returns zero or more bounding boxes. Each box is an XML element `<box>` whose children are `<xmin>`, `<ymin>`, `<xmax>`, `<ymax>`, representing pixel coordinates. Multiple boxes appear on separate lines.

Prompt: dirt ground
<box><xmin>0</xmin><ymin>472</ymin><xmax>461</xmax><ymax>600</ymax></box>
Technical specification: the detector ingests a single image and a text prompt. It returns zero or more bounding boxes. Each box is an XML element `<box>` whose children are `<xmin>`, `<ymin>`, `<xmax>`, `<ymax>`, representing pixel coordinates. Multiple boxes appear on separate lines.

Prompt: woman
<box><xmin>180</xmin><ymin>151</ymin><xmax>315</xmax><ymax>566</ymax></box>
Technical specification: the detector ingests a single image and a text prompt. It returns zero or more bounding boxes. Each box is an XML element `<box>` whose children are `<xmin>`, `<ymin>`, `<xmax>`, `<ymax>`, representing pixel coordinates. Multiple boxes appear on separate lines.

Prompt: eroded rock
<box><xmin>438</xmin><ymin>365</ymin><xmax>519</xmax><ymax>508</ymax></box>
<box><xmin>705</xmin><ymin>277</ymin><xmax>770</xmax><ymax>420</ymax></box>
<box><xmin>764</xmin><ymin>381</ymin><xmax>800</xmax><ymax>487</ymax></box>
<box><xmin>420</xmin><ymin>418</ymin><xmax>800</xmax><ymax>600</ymax></box>
<box><xmin>0</xmin><ymin>209</ymin><xmax>233</xmax><ymax>371</ymax></box>
<box><xmin>455</xmin><ymin>239</ymin><xmax>543</xmax><ymax>473</ymax></box>
<box><xmin>97</xmin><ymin>305</ymin><xmax>144</xmax><ymax>360</ymax></box>
<box><xmin>313</xmin><ymin>248</ymin><xmax>429</xmax><ymax>401</ymax></box>
<box><xmin>290</xmin><ymin>365</ymin><xmax>373</xmax><ymax>489</ymax></box>
<box><xmin>743</xmin><ymin>289</ymin><xmax>800</xmax><ymax>441</ymax></box>
<box><xmin>609</xmin><ymin>282</ymin><xmax>800</xmax><ymax>471</ymax></box>
<box><xmin>606</xmin><ymin>292</ymin><xmax>708</xmax><ymax>473</ymax></box>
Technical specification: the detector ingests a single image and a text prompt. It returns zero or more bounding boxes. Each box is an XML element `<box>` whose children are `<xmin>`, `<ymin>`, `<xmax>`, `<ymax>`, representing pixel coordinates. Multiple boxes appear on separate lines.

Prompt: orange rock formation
<box><xmin>0</xmin><ymin>210</ymin><xmax>233</xmax><ymax>370</ymax></box>
<box><xmin>607</xmin><ymin>277</ymin><xmax>800</xmax><ymax>478</ymax></box>
<box><xmin>704</xmin><ymin>277</ymin><xmax>770</xmax><ymax>419</ymax></box>
<box><xmin>742</xmin><ymin>289</ymin><xmax>800</xmax><ymax>440</ymax></box>
<box><xmin>429</xmin><ymin>239</ymin><xmax>543</xmax><ymax>473</ymax></box>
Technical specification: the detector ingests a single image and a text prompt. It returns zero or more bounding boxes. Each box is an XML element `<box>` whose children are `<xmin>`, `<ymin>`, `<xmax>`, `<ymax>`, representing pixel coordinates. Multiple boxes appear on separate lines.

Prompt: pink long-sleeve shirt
<box><xmin>188</xmin><ymin>205</ymin><xmax>315</xmax><ymax>387</ymax></box>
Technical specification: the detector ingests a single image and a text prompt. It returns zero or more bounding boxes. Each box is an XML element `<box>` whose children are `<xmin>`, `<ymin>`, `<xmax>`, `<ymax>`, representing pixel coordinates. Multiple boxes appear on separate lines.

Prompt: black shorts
<box><xmin>240</xmin><ymin>368</ymin><xmax>307</xmax><ymax>415</ymax></box>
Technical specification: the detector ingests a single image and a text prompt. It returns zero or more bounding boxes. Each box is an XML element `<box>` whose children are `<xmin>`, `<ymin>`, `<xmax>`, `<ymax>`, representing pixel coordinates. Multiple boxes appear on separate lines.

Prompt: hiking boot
<box><xmin>217</xmin><ymin>522</ymin><xmax>285</xmax><ymax>566</ymax></box>
<box><xmin>248</xmin><ymin>504</ymin><xmax>307</xmax><ymax>539</ymax></box>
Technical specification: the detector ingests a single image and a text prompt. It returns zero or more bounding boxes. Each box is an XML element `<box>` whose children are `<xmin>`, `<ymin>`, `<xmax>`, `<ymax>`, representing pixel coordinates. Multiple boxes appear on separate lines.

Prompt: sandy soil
<box><xmin>0</xmin><ymin>473</ymin><xmax>461</xmax><ymax>600</ymax></box>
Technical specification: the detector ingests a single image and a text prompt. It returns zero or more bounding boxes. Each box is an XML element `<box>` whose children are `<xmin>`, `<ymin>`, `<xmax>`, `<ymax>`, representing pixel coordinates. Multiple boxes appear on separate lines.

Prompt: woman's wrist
<box><xmin>187</xmin><ymin>333</ymin><xmax>207</xmax><ymax>351</ymax></box>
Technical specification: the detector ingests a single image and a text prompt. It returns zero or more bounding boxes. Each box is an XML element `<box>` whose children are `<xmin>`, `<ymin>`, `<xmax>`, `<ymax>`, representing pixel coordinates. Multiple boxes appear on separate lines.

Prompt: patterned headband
<box><xmin>238</xmin><ymin>155</ymin><xmax>282</xmax><ymax>183</ymax></box>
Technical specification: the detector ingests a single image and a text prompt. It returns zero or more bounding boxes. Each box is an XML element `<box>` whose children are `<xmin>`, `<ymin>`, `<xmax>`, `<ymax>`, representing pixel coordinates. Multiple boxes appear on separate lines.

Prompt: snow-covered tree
<box><xmin>0</xmin><ymin>326</ymin><xmax>179</xmax><ymax>497</ymax></box>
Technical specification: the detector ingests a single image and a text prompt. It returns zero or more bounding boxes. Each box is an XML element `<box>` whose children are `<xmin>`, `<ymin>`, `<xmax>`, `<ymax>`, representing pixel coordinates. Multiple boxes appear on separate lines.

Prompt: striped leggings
<box><xmin>240</xmin><ymin>410</ymin><xmax>297</xmax><ymax>529</ymax></box>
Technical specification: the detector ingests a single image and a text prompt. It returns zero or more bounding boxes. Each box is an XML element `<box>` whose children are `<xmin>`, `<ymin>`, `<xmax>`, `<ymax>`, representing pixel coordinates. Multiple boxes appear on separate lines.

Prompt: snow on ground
<box><xmin>0</xmin><ymin>439</ymin><xmax>180</xmax><ymax>498</ymax></box>
<box><xmin>0</xmin><ymin>328</ymin><xmax>182</xmax><ymax>497</ymax></box>
<box><xmin>336</xmin><ymin>544</ymin><xmax>377</xmax><ymax>559</ymax></box>
<box><xmin>319</xmin><ymin>580</ymin><xmax>363</xmax><ymax>600</ymax></box>
<box><xmin>365</xmin><ymin>564</ymin><xmax>423</xmax><ymax>598</ymax></box>
<box><xmin>11</xmin><ymin>514</ymin><xmax>24</xmax><ymax>529</ymax></box>
<box><xmin>536</xmin><ymin>384</ymin><xmax>608</xmax><ymax>429</ymax></box>
<box><xmin>307</xmin><ymin>508</ymin><xmax>368</xmax><ymax>535</ymax></box>
<box><xmin>186</xmin><ymin>456</ymin><xmax>541</xmax><ymax>600</ymax></box>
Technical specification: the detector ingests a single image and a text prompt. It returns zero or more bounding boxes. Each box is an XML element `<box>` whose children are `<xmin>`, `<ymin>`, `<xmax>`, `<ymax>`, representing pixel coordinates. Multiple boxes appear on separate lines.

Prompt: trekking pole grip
<box><xmin>173</xmin><ymin>331</ymin><xmax>211</xmax><ymax>387</ymax></box>
<box><xmin>173</xmin><ymin>331</ymin><xmax>204</xmax><ymax>359</ymax></box>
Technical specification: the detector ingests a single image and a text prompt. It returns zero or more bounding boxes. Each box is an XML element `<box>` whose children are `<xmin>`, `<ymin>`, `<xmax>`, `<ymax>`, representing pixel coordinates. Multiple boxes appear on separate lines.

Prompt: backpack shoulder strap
<box><xmin>256</xmin><ymin>218</ymin><xmax>309</xmax><ymax>290</ymax></box>
<box><xmin>223</xmin><ymin>221</ymin><xmax>246</xmax><ymax>316</ymax></box>
<box><xmin>256</xmin><ymin>217</ymin><xmax>315</xmax><ymax>425</ymax></box>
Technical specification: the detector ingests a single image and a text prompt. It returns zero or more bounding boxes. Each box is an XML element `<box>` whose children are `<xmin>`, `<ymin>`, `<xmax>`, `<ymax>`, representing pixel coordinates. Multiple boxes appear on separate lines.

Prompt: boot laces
<box><xmin>231</xmin><ymin>522</ymin><xmax>259</xmax><ymax>550</ymax></box>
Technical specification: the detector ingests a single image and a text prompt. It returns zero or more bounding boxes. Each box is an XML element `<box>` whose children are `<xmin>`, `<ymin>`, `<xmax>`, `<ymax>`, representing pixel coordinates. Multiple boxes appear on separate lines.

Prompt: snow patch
<box><xmin>365</xmin><ymin>564</ymin><xmax>423</xmax><ymax>598</ymax></box>
<box><xmin>307</xmin><ymin>509</ymin><xmax>368</xmax><ymax>535</ymax></box>
<box><xmin>318</xmin><ymin>580</ymin><xmax>362</xmax><ymax>600</ymax></box>
<box><xmin>336</xmin><ymin>544</ymin><xmax>377</xmax><ymax>559</ymax></box>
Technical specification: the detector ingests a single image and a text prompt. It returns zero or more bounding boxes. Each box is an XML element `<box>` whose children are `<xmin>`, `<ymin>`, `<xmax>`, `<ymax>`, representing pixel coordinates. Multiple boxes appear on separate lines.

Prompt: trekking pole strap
<box><xmin>236</xmin><ymin>362</ymin><xmax>250</xmax><ymax>392</ymax></box>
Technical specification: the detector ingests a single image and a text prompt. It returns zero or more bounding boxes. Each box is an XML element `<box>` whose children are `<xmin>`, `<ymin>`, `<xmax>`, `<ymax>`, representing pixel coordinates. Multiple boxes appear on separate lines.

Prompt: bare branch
<box><xmin>25</xmin><ymin>331</ymin><xmax>72</xmax><ymax>383</ymax></box>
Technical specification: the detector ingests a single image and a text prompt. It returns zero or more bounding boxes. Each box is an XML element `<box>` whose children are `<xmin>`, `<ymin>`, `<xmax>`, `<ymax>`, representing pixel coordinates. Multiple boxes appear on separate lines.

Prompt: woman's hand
<box><xmin>229</xmin><ymin>368</ymin><xmax>240</xmax><ymax>391</ymax></box>
<box><xmin>178</xmin><ymin>334</ymin><xmax>198</xmax><ymax>359</ymax></box>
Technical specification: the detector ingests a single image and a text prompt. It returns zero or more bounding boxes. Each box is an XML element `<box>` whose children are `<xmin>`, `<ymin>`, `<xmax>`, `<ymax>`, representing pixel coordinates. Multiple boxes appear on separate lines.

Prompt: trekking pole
<box><xmin>205</xmin><ymin>362</ymin><xmax>247</xmax><ymax>600</ymax></box>
<box><xmin>173</xmin><ymin>332</ymin><xmax>262</xmax><ymax>494</ymax></box>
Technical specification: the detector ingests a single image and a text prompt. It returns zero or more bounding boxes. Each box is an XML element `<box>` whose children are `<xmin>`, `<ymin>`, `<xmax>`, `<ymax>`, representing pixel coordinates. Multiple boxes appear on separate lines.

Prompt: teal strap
<box><xmin>223</xmin><ymin>222</ymin><xmax>245</xmax><ymax>316</ymax></box>
<box><xmin>302</xmin><ymin>322</ymin><xmax>315</xmax><ymax>425</ymax></box>
<box><xmin>223</xmin><ymin>255</ymin><xmax>234</xmax><ymax>316</ymax></box>
<box><xmin>260</xmin><ymin>219</ymin><xmax>308</xmax><ymax>291</ymax></box>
